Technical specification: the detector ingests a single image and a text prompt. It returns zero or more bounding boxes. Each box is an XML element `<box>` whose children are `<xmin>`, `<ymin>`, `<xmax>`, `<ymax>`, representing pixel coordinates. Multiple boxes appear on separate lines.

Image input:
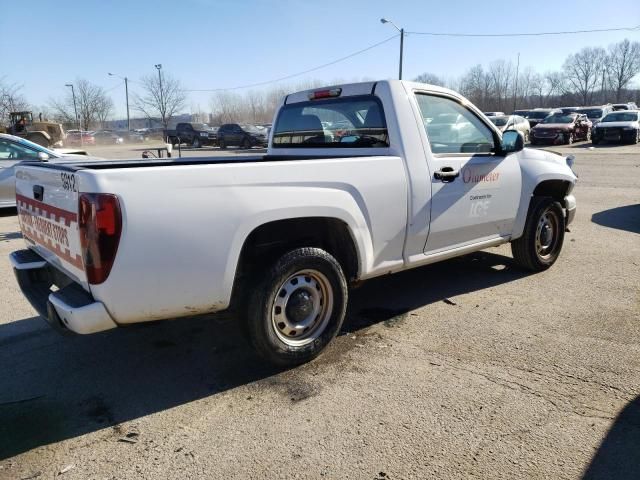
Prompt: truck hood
<box><xmin>521</xmin><ymin>147</ymin><xmax>570</xmax><ymax>167</ymax></box>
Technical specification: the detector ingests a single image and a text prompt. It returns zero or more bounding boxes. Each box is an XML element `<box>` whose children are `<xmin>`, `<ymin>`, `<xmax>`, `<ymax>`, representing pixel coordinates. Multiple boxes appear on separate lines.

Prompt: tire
<box><xmin>631</xmin><ymin>130</ymin><xmax>639</xmax><ymax>145</ymax></box>
<box><xmin>192</xmin><ymin>137</ymin><xmax>201</xmax><ymax>148</ymax></box>
<box><xmin>511</xmin><ymin>197</ymin><xmax>566</xmax><ymax>272</ymax></box>
<box><xmin>246</xmin><ymin>247</ymin><xmax>348</xmax><ymax>367</ymax></box>
<box><xmin>592</xmin><ymin>138</ymin><xmax>599</xmax><ymax>145</ymax></box>
<box><xmin>241</xmin><ymin>137</ymin><xmax>251</xmax><ymax>150</ymax></box>
<box><xmin>565</xmin><ymin>133</ymin><xmax>574</xmax><ymax>145</ymax></box>
<box><xmin>219</xmin><ymin>138</ymin><xmax>226</xmax><ymax>149</ymax></box>
<box><xmin>530</xmin><ymin>139</ymin><xmax>538</xmax><ymax>146</ymax></box>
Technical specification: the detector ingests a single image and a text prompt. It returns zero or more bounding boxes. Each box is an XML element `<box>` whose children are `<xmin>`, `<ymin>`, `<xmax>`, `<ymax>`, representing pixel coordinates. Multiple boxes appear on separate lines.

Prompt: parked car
<box><xmin>559</xmin><ymin>107</ymin><xmax>579</xmax><ymax>114</ymax></box>
<box><xmin>488</xmin><ymin>115</ymin><xmax>531</xmax><ymax>141</ymax></box>
<box><xmin>530</xmin><ymin>113</ymin><xmax>592</xmax><ymax>145</ymax></box>
<box><xmin>217</xmin><ymin>123</ymin><xmax>268</xmax><ymax>149</ymax></box>
<box><xmin>93</xmin><ymin>130</ymin><xmax>124</xmax><ymax>145</ymax></box>
<box><xmin>591</xmin><ymin>110</ymin><xmax>640</xmax><ymax>144</ymax></box>
<box><xmin>611</xmin><ymin>103</ymin><xmax>638</xmax><ymax>111</ymax></box>
<box><xmin>575</xmin><ymin>105</ymin><xmax>613</xmax><ymax>126</ymax></box>
<box><xmin>65</xmin><ymin>131</ymin><xmax>95</xmax><ymax>146</ymax></box>
<box><xmin>10</xmin><ymin>80</ymin><xmax>577</xmax><ymax>367</ymax></box>
<box><xmin>522</xmin><ymin>108</ymin><xmax>562</xmax><ymax>128</ymax></box>
<box><xmin>483</xmin><ymin>111</ymin><xmax>505</xmax><ymax>117</ymax></box>
<box><xmin>115</xmin><ymin>130</ymin><xmax>146</xmax><ymax>143</ymax></box>
<box><xmin>164</xmin><ymin>123</ymin><xmax>218</xmax><ymax>148</ymax></box>
<box><xmin>0</xmin><ymin>133</ymin><xmax>99</xmax><ymax>208</ymax></box>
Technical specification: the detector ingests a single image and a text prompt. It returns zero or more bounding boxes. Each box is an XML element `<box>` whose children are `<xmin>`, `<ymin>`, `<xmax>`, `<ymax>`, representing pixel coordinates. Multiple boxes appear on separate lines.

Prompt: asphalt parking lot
<box><xmin>0</xmin><ymin>141</ymin><xmax>639</xmax><ymax>479</ymax></box>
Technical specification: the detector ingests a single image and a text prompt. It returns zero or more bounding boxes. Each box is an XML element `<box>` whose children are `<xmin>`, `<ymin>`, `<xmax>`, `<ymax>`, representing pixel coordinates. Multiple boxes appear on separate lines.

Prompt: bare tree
<box><xmin>0</xmin><ymin>78</ymin><xmax>29</xmax><ymax>125</ymax></box>
<box><xmin>488</xmin><ymin>60</ymin><xmax>514</xmax><ymax>112</ymax></box>
<box><xmin>563</xmin><ymin>47</ymin><xmax>607</xmax><ymax>105</ymax></box>
<box><xmin>607</xmin><ymin>39</ymin><xmax>640</xmax><ymax>102</ymax></box>
<box><xmin>413</xmin><ymin>72</ymin><xmax>445</xmax><ymax>87</ymax></box>
<box><xmin>133</xmin><ymin>71</ymin><xmax>186</xmax><ymax>128</ymax></box>
<box><xmin>49</xmin><ymin>79</ymin><xmax>113</xmax><ymax>130</ymax></box>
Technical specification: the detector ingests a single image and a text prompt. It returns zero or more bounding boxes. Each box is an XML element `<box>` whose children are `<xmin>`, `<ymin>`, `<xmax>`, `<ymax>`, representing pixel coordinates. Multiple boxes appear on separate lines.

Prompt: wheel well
<box><xmin>533</xmin><ymin>180</ymin><xmax>571</xmax><ymax>203</ymax></box>
<box><xmin>231</xmin><ymin>217</ymin><xmax>359</xmax><ymax>306</ymax></box>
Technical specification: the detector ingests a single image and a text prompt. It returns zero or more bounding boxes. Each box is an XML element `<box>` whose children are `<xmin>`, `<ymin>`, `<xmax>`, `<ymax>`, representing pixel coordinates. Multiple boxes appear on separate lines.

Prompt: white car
<box><xmin>591</xmin><ymin>110</ymin><xmax>640</xmax><ymax>144</ymax></box>
<box><xmin>488</xmin><ymin>115</ymin><xmax>531</xmax><ymax>141</ymax></box>
<box><xmin>10</xmin><ymin>80</ymin><xmax>577</xmax><ymax>366</ymax></box>
<box><xmin>0</xmin><ymin>134</ymin><xmax>96</xmax><ymax>208</ymax></box>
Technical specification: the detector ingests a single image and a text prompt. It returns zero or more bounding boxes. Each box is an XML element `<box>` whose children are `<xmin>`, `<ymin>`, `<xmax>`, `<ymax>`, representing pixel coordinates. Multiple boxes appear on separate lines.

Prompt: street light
<box><xmin>380</xmin><ymin>18</ymin><xmax>404</xmax><ymax>80</ymax></box>
<box><xmin>155</xmin><ymin>64</ymin><xmax>164</xmax><ymax>127</ymax></box>
<box><xmin>108</xmin><ymin>72</ymin><xmax>130</xmax><ymax>131</ymax></box>
<box><xmin>65</xmin><ymin>83</ymin><xmax>81</xmax><ymax>134</ymax></box>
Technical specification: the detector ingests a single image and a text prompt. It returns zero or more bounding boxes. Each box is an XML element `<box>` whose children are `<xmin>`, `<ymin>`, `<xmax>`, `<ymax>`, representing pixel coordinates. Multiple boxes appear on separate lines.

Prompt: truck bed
<box><xmin>30</xmin><ymin>154</ymin><xmax>374</xmax><ymax>171</ymax></box>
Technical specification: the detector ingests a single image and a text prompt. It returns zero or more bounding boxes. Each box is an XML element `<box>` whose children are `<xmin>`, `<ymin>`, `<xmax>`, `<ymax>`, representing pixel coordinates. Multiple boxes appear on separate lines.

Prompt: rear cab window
<box><xmin>272</xmin><ymin>95</ymin><xmax>389</xmax><ymax>148</ymax></box>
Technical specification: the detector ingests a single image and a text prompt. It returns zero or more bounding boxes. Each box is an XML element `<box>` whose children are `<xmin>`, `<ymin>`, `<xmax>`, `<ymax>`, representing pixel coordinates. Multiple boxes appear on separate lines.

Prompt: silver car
<box><xmin>489</xmin><ymin>115</ymin><xmax>531</xmax><ymax>142</ymax></box>
<box><xmin>0</xmin><ymin>133</ymin><xmax>90</xmax><ymax>208</ymax></box>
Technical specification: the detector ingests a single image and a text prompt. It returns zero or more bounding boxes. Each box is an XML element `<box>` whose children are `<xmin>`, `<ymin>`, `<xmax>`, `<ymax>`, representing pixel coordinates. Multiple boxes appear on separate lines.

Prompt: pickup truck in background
<box><xmin>164</xmin><ymin>122</ymin><xmax>218</xmax><ymax>148</ymax></box>
<box><xmin>10</xmin><ymin>80</ymin><xmax>577</xmax><ymax>366</ymax></box>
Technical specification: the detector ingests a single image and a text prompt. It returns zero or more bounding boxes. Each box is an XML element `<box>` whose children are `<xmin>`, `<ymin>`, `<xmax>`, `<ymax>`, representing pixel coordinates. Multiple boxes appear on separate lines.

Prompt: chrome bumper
<box><xmin>565</xmin><ymin>194</ymin><xmax>576</xmax><ymax>226</ymax></box>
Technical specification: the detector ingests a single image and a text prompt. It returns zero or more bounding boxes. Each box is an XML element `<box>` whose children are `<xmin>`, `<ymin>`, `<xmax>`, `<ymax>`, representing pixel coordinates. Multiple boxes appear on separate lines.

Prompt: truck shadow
<box><xmin>0</xmin><ymin>207</ymin><xmax>17</xmax><ymax>218</ymax></box>
<box><xmin>582</xmin><ymin>395</ymin><xmax>640</xmax><ymax>479</ymax></box>
<box><xmin>0</xmin><ymin>250</ymin><xmax>529</xmax><ymax>460</ymax></box>
<box><xmin>591</xmin><ymin>204</ymin><xmax>640</xmax><ymax>234</ymax></box>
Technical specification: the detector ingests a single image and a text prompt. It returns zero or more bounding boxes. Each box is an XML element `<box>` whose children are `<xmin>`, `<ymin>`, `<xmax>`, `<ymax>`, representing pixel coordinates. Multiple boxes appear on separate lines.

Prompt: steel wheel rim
<box><xmin>535</xmin><ymin>208</ymin><xmax>560</xmax><ymax>259</ymax></box>
<box><xmin>271</xmin><ymin>269</ymin><xmax>333</xmax><ymax>347</ymax></box>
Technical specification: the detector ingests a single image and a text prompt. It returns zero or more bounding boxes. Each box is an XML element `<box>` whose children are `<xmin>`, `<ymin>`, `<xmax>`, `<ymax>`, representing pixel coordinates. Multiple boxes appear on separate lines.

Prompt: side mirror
<box><xmin>37</xmin><ymin>152</ymin><xmax>50</xmax><ymax>161</ymax></box>
<box><xmin>501</xmin><ymin>130</ymin><xmax>524</xmax><ymax>153</ymax></box>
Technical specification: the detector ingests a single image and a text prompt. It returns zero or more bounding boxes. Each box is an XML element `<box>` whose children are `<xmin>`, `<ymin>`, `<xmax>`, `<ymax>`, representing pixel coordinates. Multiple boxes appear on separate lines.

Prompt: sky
<box><xmin>2</xmin><ymin>0</ymin><xmax>639</xmax><ymax>118</ymax></box>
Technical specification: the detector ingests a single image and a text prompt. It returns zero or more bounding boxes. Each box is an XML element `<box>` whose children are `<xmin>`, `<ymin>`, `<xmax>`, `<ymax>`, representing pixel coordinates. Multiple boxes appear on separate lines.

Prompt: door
<box><xmin>0</xmin><ymin>138</ymin><xmax>43</xmax><ymax>206</ymax></box>
<box><xmin>414</xmin><ymin>93</ymin><xmax>522</xmax><ymax>254</ymax></box>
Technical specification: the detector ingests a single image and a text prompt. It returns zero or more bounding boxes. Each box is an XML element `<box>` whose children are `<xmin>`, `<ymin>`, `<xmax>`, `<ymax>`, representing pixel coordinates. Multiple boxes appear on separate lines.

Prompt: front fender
<box><xmin>512</xmin><ymin>148</ymin><xmax>577</xmax><ymax>239</ymax></box>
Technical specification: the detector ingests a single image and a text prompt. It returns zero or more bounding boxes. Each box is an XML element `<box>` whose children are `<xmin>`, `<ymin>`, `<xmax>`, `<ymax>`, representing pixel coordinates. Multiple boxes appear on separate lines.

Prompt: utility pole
<box><xmin>513</xmin><ymin>52</ymin><xmax>520</xmax><ymax>113</ymax></box>
<box><xmin>108</xmin><ymin>73</ymin><xmax>131</xmax><ymax>131</ymax></box>
<box><xmin>65</xmin><ymin>83</ymin><xmax>82</xmax><ymax>146</ymax></box>
<box><xmin>155</xmin><ymin>64</ymin><xmax>164</xmax><ymax>126</ymax></box>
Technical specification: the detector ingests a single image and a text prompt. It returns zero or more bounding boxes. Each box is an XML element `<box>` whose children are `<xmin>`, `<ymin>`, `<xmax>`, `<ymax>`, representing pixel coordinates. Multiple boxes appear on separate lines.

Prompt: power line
<box><xmin>407</xmin><ymin>25</ymin><xmax>640</xmax><ymax>37</ymax></box>
<box><xmin>185</xmin><ymin>34</ymin><xmax>400</xmax><ymax>92</ymax></box>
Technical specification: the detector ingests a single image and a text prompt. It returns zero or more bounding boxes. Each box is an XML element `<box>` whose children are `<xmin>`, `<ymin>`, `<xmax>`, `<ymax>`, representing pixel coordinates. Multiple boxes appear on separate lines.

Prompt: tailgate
<box><xmin>15</xmin><ymin>165</ymin><xmax>87</xmax><ymax>286</ymax></box>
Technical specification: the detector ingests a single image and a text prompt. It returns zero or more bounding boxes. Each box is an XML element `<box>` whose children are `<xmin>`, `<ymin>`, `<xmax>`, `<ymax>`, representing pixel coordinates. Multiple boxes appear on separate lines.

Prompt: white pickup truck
<box><xmin>10</xmin><ymin>80</ymin><xmax>577</xmax><ymax>366</ymax></box>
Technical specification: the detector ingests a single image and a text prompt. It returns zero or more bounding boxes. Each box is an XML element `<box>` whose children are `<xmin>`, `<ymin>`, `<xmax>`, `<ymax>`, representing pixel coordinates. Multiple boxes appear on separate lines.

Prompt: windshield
<box><xmin>601</xmin><ymin>112</ymin><xmax>638</xmax><ymax>122</ymax></box>
<box><xmin>577</xmin><ymin>109</ymin><xmax>603</xmax><ymax>119</ymax></box>
<box><xmin>542</xmin><ymin>115</ymin><xmax>574</xmax><ymax>124</ymax></box>
<box><xmin>272</xmin><ymin>95</ymin><xmax>389</xmax><ymax>149</ymax></box>
<box><xmin>489</xmin><ymin>117</ymin><xmax>508</xmax><ymax>127</ymax></box>
<box><xmin>525</xmin><ymin>111</ymin><xmax>551</xmax><ymax>119</ymax></box>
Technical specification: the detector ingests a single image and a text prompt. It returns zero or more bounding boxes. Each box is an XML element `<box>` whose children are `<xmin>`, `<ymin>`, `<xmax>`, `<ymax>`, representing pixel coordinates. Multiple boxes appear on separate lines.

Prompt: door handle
<box><xmin>434</xmin><ymin>167</ymin><xmax>460</xmax><ymax>182</ymax></box>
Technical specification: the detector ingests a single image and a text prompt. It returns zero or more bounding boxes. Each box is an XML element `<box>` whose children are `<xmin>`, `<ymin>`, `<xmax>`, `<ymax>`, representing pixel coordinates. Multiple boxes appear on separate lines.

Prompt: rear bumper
<box><xmin>10</xmin><ymin>249</ymin><xmax>118</xmax><ymax>335</ymax></box>
<box><xmin>565</xmin><ymin>194</ymin><xmax>576</xmax><ymax>226</ymax></box>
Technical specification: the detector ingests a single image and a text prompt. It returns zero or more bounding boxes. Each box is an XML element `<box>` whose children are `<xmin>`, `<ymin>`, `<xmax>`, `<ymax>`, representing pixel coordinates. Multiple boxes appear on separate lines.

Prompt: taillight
<box><xmin>79</xmin><ymin>193</ymin><xmax>122</xmax><ymax>285</ymax></box>
<box><xmin>308</xmin><ymin>88</ymin><xmax>342</xmax><ymax>100</ymax></box>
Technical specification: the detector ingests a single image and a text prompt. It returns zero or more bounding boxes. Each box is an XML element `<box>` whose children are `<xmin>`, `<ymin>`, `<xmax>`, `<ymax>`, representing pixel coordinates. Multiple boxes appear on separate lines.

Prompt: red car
<box><xmin>530</xmin><ymin>113</ymin><xmax>592</xmax><ymax>145</ymax></box>
<box><xmin>65</xmin><ymin>131</ymin><xmax>95</xmax><ymax>146</ymax></box>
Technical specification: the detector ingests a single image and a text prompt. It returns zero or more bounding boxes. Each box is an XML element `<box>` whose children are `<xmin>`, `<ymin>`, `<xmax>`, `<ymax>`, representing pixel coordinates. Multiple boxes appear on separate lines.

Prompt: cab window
<box><xmin>415</xmin><ymin>94</ymin><xmax>495</xmax><ymax>154</ymax></box>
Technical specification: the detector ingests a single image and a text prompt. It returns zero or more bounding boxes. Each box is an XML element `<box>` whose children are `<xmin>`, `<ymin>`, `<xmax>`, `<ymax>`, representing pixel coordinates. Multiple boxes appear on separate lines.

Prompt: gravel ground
<box><xmin>0</xmin><ymin>142</ymin><xmax>638</xmax><ymax>480</ymax></box>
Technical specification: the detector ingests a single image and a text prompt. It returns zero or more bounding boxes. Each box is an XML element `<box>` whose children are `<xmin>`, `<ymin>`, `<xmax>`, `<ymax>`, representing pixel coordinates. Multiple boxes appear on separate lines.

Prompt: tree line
<box><xmin>2</xmin><ymin>38</ymin><xmax>639</xmax><ymax>131</ymax></box>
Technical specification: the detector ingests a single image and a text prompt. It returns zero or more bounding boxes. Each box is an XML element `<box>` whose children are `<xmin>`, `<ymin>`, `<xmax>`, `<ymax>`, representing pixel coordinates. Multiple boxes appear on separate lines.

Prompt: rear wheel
<box><xmin>219</xmin><ymin>138</ymin><xmax>226</xmax><ymax>149</ymax></box>
<box><xmin>241</xmin><ymin>137</ymin><xmax>251</xmax><ymax>150</ymax></box>
<box><xmin>245</xmin><ymin>247</ymin><xmax>348</xmax><ymax>367</ymax></box>
<box><xmin>511</xmin><ymin>197</ymin><xmax>565</xmax><ymax>271</ymax></box>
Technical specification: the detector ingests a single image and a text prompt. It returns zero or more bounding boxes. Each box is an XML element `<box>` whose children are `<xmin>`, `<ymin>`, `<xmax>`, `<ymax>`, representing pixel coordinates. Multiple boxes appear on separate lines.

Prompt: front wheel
<box><xmin>219</xmin><ymin>138</ymin><xmax>226</xmax><ymax>149</ymax></box>
<box><xmin>565</xmin><ymin>133</ymin><xmax>574</xmax><ymax>145</ymax></box>
<box><xmin>511</xmin><ymin>197</ymin><xmax>565</xmax><ymax>271</ymax></box>
<box><xmin>246</xmin><ymin>248</ymin><xmax>348</xmax><ymax>367</ymax></box>
<box><xmin>241</xmin><ymin>137</ymin><xmax>251</xmax><ymax>149</ymax></box>
<box><xmin>192</xmin><ymin>137</ymin><xmax>201</xmax><ymax>148</ymax></box>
